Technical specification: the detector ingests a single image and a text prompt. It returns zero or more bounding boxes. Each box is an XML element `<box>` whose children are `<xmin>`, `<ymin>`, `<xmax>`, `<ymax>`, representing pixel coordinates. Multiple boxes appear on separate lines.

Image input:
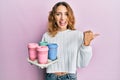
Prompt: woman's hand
<box><xmin>83</xmin><ymin>30</ymin><xmax>99</xmax><ymax>46</ymax></box>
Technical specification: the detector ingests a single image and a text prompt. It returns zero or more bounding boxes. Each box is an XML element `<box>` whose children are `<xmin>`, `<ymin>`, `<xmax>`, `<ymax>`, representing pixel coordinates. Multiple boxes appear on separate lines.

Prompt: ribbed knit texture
<box><xmin>41</xmin><ymin>29</ymin><xmax>92</xmax><ymax>73</ymax></box>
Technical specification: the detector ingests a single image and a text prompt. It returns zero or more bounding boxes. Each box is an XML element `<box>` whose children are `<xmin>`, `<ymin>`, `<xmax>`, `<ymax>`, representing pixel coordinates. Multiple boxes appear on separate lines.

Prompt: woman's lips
<box><xmin>59</xmin><ymin>21</ymin><xmax>67</xmax><ymax>26</ymax></box>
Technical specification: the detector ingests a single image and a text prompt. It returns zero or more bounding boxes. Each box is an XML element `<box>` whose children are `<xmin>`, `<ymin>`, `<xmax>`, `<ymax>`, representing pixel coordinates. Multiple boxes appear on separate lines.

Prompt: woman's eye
<box><xmin>65</xmin><ymin>13</ymin><xmax>68</xmax><ymax>16</ymax></box>
<box><xmin>56</xmin><ymin>13</ymin><xmax>60</xmax><ymax>16</ymax></box>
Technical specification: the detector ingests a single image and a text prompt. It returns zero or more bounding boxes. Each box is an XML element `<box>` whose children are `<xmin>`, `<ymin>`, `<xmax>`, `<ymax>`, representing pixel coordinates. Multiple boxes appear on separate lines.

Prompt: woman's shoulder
<box><xmin>71</xmin><ymin>29</ymin><xmax>83</xmax><ymax>34</ymax></box>
<box><xmin>42</xmin><ymin>32</ymin><xmax>49</xmax><ymax>37</ymax></box>
<box><xmin>70</xmin><ymin>30</ymin><xmax>84</xmax><ymax>39</ymax></box>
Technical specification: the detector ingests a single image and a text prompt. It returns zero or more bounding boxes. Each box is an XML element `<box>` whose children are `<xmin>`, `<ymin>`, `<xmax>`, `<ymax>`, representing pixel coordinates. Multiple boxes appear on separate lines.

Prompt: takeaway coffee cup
<box><xmin>47</xmin><ymin>43</ymin><xmax>58</xmax><ymax>60</ymax></box>
<box><xmin>39</xmin><ymin>41</ymin><xmax>48</xmax><ymax>46</ymax></box>
<box><xmin>28</xmin><ymin>43</ymin><xmax>38</xmax><ymax>61</ymax></box>
<box><xmin>37</xmin><ymin>46</ymin><xmax>49</xmax><ymax>64</ymax></box>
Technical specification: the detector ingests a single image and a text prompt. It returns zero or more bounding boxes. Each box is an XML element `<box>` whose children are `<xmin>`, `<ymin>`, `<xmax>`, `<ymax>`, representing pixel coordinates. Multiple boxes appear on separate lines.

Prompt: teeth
<box><xmin>61</xmin><ymin>21</ymin><xmax>65</xmax><ymax>23</ymax></box>
<box><xmin>60</xmin><ymin>23</ymin><xmax>65</xmax><ymax>26</ymax></box>
<box><xmin>60</xmin><ymin>21</ymin><xmax>66</xmax><ymax>26</ymax></box>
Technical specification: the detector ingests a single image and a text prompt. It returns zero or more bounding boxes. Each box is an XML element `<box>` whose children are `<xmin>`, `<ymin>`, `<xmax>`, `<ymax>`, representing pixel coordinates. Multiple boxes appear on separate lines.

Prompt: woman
<box><xmin>41</xmin><ymin>1</ymin><xmax>99</xmax><ymax>80</ymax></box>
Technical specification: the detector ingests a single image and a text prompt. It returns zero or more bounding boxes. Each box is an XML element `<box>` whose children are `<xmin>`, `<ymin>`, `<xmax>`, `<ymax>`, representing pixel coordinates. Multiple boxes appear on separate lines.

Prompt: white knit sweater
<box><xmin>41</xmin><ymin>29</ymin><xmax>92</xmax><ymax>73</ymax></box>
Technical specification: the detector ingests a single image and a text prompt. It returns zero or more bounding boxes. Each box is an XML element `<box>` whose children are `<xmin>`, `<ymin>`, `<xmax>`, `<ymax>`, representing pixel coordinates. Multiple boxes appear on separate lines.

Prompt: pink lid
<box><xmin>28</xmin><ymin>43</ymin><xmax>38</xmax><ymax>48</ymax></box>
<box><xmin>37</xmin><ymin>46</ymin><xmax>49</xmax><ymax>51</ymax></box>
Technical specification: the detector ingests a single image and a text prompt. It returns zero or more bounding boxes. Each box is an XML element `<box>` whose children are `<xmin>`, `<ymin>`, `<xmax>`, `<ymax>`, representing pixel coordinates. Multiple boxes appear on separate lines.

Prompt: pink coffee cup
<box><xmin>28</xmin><ymin>43</ymin><xmax>38</xmax><ymax>61</ymax></box>
<box><xmin>37</xmin><ymin>46</ymin><xmax>48</xmax><ymax>64</ymax></box>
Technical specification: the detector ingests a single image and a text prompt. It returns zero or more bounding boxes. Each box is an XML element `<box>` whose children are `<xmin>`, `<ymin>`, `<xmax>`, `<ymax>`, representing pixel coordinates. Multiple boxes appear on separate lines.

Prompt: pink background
<box><xmin>0</xmin><ymin>0</ymin><xmax>120</xmax><ymax>80</ymax></box>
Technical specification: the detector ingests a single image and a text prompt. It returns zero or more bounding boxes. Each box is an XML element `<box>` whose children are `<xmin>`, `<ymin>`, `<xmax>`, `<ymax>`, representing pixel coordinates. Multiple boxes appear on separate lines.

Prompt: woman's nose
<box><xmin>61</xmin><ymin>14</ymin><xmax>65</xmax><ymax>20</ymax></box>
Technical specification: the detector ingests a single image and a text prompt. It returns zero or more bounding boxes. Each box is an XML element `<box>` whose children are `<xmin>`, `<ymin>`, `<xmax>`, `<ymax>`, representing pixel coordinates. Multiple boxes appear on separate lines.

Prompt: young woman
<box><xmin>41</xmin><ymin>1</ymin><xmax>99</xmax><ymax>80</ymax></box>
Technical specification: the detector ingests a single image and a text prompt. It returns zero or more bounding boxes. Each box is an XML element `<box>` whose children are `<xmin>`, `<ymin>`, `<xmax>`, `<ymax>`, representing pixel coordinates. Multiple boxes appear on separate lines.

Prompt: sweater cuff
<box><xmin>81</xmin><ymin>44</ymin><xmax>91</xmax><ymax>49</ymax></box>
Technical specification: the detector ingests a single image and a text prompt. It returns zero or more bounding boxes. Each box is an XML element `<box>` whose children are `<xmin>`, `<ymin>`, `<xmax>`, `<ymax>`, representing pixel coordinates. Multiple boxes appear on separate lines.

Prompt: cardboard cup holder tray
<box><xmin>27</xmin><ymin>58</ymin><xmax>58</xmax><ymax>69</ymax></box>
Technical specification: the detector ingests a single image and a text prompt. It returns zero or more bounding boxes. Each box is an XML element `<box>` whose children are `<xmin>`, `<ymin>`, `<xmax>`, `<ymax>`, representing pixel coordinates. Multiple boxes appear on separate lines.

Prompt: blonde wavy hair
<box><xmin>48</xmin><ymin>2</ymin><xmax>76</xmax><ymax>37</ymax></box>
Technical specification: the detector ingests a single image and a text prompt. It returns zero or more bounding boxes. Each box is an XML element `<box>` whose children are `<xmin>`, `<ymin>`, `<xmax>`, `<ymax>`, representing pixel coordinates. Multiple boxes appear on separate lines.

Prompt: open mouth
<box><xmin>59</xmin><ymin>21</ymin><xmax>67</xmax><ymax>26</ymax></box>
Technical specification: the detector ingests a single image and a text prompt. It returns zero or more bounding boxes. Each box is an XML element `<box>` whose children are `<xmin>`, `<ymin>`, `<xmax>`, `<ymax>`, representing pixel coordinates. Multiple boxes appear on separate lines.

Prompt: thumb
<box><xmin>93</xmin><ymin>34</ymin><xmax>100</xmax><ymax>38</ymax></box>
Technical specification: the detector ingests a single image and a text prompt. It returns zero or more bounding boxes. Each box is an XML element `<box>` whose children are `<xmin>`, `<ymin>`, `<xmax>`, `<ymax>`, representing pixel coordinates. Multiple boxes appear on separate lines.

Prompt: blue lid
<box><xmin>47</xmin><ymin>43</ymin><xmax>58</xmax><ymax>48</ymax></box>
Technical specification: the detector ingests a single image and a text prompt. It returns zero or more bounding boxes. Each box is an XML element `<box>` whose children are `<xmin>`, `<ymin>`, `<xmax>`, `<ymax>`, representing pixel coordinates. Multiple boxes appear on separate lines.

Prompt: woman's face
<box><xmin>55</xmin><ymin>5</ymin><xmax>68</xmax><ymax>31</ymax></box>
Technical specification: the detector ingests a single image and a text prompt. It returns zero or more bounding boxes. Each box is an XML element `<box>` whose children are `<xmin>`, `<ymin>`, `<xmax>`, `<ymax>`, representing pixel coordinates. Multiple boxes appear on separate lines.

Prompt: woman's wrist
<box><xmin>84</xmin><ymin>40</ymin><xmax>90</xmax><ymax>46</ymax></box>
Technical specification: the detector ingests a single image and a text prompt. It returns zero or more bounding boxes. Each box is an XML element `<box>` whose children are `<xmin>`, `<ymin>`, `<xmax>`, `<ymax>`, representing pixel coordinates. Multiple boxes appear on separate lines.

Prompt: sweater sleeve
<box><xmin>77</xmin><ymin>32</ymin><xmax>93</xmax><ymax>68</ymax></box>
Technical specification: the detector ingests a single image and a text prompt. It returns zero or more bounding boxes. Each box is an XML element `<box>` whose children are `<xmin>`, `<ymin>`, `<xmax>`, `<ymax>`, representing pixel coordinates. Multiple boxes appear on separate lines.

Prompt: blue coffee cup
<box><xmin>47</xmin><ymin>43</ymin><xmax>58</xmax><ymax>60</ymax></box>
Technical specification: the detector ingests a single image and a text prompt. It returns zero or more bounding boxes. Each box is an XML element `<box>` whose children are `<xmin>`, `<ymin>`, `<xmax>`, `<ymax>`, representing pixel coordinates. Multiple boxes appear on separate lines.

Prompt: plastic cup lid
<box><xmin>37</xmin><ymin>46</ymin><xmax>49</xmax><ymax>51</ymax></box>
<box><xmin>47</xmin><ymin>43</ymin><xmax>58</xmax><ymax>48</ymax></box>
<box><xmin>28</xmin><ymin>43</ymin><xmax>38</xmax><ymax>48</ymax></box>
<box><xmin>39</xmin><ymin>41</ymin><xmax>48</xmax><ymax>46</ymax></box>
